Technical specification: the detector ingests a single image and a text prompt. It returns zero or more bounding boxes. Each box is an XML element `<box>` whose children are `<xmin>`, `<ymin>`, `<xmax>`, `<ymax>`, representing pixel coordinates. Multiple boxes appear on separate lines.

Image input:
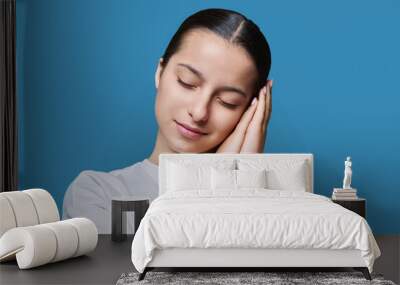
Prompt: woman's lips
<box><xmin>175</xmin><ymin>120</ymin><xmax>206</xmax><ymax>140</ymax></box>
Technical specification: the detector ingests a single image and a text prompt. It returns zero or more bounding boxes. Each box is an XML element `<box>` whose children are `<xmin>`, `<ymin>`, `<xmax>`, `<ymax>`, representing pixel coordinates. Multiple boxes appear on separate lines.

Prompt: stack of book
<box><xmin>332</xmin><ymin>188</ymin><xmax>358</xmax><ymax>200</ymax></box>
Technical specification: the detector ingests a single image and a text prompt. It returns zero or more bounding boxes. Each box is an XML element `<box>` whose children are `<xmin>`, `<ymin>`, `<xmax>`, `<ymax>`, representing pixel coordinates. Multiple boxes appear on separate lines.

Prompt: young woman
<box><xmin>63</xmin><ymin>8</ymin><xmax>272</xmax><ymax>233</ymax></box>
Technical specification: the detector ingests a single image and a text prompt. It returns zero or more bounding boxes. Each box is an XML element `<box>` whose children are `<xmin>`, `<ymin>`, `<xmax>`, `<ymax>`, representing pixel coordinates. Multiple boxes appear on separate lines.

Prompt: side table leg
<box><xmin>112</xmin><ymin>200</ymin><xmax>124</xmax><ymax>241</ymax></box>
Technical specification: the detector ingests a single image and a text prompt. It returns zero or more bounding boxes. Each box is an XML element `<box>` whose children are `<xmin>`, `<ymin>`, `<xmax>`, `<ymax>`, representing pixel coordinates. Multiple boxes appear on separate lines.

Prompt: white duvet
<box><xmin>131</xmin><ymin>189</ymin><xmax>380</xmax><ymax>273</ymax></box>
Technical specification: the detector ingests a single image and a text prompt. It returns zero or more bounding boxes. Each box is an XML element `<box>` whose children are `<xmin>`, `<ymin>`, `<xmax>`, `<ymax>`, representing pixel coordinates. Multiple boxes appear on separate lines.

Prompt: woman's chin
<box><xmin>169</xmin><ymin>138</ymin><xmax>213</xmax><ymax>154</ymax></box>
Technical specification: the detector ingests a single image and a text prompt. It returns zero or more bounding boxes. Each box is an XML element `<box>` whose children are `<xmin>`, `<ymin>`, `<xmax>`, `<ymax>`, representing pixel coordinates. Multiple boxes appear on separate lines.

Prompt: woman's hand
<box><xmin>240</xmin><ymin>80</ymin><xmax>273</xmax><ymax>152</ymax></box>
<box><xmin>216</xmin><ymin>80</ymin><xmax>273</xmax><ymax>153</ymax></box>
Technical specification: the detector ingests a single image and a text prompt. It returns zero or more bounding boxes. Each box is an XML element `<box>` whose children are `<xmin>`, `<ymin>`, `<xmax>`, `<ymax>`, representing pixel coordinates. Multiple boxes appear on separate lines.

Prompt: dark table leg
<box><xmin>112</xmin><ymin>200</ymin><xmax>125</xmax><ymax>242</ymax></box>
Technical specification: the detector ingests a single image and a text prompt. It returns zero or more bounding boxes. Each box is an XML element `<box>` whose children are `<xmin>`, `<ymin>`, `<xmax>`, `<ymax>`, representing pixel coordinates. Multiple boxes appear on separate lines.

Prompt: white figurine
<box><xmin>342</xmin><ymin>156</ymin><xmax>352</xmax><ymax>189</ymax></box>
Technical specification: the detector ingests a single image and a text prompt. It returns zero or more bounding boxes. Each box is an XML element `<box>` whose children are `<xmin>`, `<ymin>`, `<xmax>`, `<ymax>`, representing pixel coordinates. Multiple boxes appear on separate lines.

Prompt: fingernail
<box><xmin>262</xmin><ymin>86</ymin><xmax>266</xmax><ymax>93</ymax></box>
<box><xmin>251</xmin><ymin>97</ymin><xmax>257</xmax><ymax>105</ymax></box>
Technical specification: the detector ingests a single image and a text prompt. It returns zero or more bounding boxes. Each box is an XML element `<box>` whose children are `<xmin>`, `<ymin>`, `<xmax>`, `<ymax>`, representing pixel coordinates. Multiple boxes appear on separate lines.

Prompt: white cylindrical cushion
<box><xmin>64</xmin><ymin>218</ymin><xmax>98</xmax><ymax>257</ymax></box>
<box><xmin>0</xmin><ymin>226</ymin><xmax>57</xmax><ymax>269</ymax></box>
<box><xmin>23</xmin><ymin>189</ymin><xmax>60</xmax><ymax>223</ymax></box>
<box><xmin>0</xmin><ymin>196</ymin><xmax>17</xmax><ymax>237</ymax></box>
<box><xmin>0</xmin><ymin>218</ymin><xmax>98</xmax><ymax>269</ymax></box>
<box><xmin>42</xmin><ymin>221</ymin><xmax>79</xmax><ymax>262</ymax></box>
<box><xmin>0</xmin><ymin>192</ymin><xmax>39</xmax><ymax>227</ymax></box>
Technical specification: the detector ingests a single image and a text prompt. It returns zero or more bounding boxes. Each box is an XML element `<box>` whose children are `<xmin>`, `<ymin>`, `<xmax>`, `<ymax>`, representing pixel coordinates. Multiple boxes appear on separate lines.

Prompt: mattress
<box><xmin>131</xmin><ymin>189</ymin><xmax>381</xmax><ymax>273</ymax></box>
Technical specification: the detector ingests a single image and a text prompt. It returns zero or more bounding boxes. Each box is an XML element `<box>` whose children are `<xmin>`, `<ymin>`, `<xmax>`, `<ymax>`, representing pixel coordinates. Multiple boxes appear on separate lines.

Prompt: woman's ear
<box><xmin>155</xmin><ymin>58</ymin><xmax>164</xmax><ymax>90</ymax></box>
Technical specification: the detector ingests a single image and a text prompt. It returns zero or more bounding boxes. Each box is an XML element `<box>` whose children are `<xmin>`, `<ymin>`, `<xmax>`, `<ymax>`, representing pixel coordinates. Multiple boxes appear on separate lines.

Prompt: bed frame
<box><xmin>138</xmin><ymin>153</ymin><xmax>371</xmax><ymax>281</ymax></box>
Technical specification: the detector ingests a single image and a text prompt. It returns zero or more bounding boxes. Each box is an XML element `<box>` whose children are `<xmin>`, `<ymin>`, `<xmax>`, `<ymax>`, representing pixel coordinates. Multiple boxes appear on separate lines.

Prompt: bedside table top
<box><xmin>331</xmin><ymin>197</ymin><xmax>365</xmax><ymax>202</ymax></box>
<box><xmin>112</xmin><ymin>195</ymin><xmax>150</xmax><ymax>201</ymax></box>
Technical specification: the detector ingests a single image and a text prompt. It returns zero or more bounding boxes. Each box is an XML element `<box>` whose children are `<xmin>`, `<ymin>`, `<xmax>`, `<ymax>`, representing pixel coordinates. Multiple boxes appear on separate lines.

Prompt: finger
<box><xmin>250</xmin><ymin>86</ymin><xmax>266</xmax><ymax>130</ymax></box>
<box><xmin>262</xmin><ymin>81</ymin><xmax>271</xmax><ymax>121</ymax></box>
<box><xmin>216</xmin><ymin>99</ymin><xmax>258</xmax><ymax>153</ymax></box>
<box><xmin>240</xmin><ymin>87</ymin><xmax>266</xmax><ymax>153</ymax></box>
<box><xmin>262</xmin><ymin>80</ymin><xmax>273</xmax><ymax>130</ymax></box>
<box><xmin>233</xmin><ymin>97</ymin><xmax>258</xmax><ymax>135</ymax></box>
<box><xmin>240</xmin><ymin>121</ymin><xmax>265</xmax><ymax>153</ymax></box>
<box><xmin>265</xmin><ymin>80</ymin><xmax>272</xmax><ymax>113</ymax></box>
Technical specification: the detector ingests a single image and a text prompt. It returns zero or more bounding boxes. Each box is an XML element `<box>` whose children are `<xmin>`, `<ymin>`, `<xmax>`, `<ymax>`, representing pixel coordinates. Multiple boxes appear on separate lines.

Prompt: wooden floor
<box><xmin>374</xmin><ymin>235</ymin><xmax>400</xmax><ymax>284</ymax></box>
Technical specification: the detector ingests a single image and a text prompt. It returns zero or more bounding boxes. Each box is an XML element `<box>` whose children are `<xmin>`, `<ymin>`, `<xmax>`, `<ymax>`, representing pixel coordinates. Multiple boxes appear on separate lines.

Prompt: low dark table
<box><xmin>112</xmin><ymin>196</ymin><xmax>150</xmax><ymax>241</ymax></box>
<box><xmin>332</xmin><ymin>198</ymin><xmax>366</xmax><ymax>218</ymax></box>
<box><xmin>0</xmin><ymin>235</ymin><xmax>134</xmax><ymax>285</ymax></box>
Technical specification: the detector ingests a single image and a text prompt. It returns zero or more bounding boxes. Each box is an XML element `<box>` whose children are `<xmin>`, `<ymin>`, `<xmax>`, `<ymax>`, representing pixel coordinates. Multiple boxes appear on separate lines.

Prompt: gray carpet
<box><xmin>116</xmin><ymin>271</ymin><xmax>396</xmax><ymax>285</ymax></box>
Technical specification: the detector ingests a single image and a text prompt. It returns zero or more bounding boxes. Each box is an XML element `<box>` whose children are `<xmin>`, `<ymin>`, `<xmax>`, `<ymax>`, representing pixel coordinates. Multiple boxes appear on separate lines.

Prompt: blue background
<box><xmin>16</xmin><ymin>0</ymin><xmax>399</xmax><ymax>234</ymax></box>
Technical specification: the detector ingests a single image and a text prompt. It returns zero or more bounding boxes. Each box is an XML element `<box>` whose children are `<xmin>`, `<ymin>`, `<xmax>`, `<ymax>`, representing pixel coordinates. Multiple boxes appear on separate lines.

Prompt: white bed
<box><xmin>131</xmin><ymin>153</ymin><xmax>380</xmax><ymax>280</ymax></box>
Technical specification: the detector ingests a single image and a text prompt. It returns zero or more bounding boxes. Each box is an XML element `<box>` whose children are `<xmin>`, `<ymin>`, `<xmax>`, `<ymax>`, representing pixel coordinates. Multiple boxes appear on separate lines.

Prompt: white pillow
<box><xmin>237</xmin><ymin>159</ymin><xmax>309</xmax><ymax>191</ymax></box>
<box><xmin>236</xmin><ymin>169</ymin><xmax>267</xmax><ymax>188</ymax></box>
<box><xmin>167</xmin><ymin>162</ymin><xmax>210</xmax><ymax>191</ymax></box>
<box><xmin>166</xmin><ymin>159</ymin><xmax>235</xmax><ymax>192</ymax></box>
<box><xmin>211</xmin><ymin>168</ymin><xmax>236</xmax><ymax>190</ymax></box>
<box><xmin>265</xmin><ymin>167</ymin><xmax>307</xmax><ymax>191</ymax></box>
<box><xmin>211</xmin><ymin>168</ymin><xmax>267</xmax><ymax>190</ymax></box>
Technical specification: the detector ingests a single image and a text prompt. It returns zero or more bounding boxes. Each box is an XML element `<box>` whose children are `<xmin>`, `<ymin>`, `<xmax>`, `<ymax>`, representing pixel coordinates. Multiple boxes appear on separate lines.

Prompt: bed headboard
<box><xmin>159</xmin><ymin>153</ymin><xmax>314</xmax><ymax>195</ymax></box>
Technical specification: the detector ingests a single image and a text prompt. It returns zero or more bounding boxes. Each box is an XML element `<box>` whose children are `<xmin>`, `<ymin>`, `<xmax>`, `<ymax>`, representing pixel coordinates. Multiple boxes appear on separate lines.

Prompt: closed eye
<box><xmin>177</xmin><ymin>78</ymin><xmax>239</xmax><ymax>109</ymax></box>
<box><xmin>217</xmin><ymin>98</ymin><xmax>238</xmax><ymax>109</ymax></box>
<box><xmin>177</xmin><ymin>78</ymin><xmax>196</xmax><ymax>89</ymax></box>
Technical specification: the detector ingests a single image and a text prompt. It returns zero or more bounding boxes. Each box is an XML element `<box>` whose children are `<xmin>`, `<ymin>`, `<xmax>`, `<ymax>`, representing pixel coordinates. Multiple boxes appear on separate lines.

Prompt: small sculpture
<box><xmin>342</xmin><ymin>156</ymin><xmax>352</xmax><ymax>189</ymax></box>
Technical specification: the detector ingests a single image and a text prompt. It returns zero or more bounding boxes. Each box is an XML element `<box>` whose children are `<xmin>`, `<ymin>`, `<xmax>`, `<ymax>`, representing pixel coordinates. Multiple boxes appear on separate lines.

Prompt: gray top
<box><xmin>62</xmin><ymin>159</ymin><xmax>158</xmax><ymax>234</ymax></box>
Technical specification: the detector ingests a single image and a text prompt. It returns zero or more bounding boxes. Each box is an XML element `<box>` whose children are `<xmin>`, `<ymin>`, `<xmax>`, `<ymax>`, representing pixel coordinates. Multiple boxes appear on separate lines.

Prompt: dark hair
<box><xmin>161</xmin><ymin>8</ymin><xmax>271</xmax><ymax>97</ymax></box>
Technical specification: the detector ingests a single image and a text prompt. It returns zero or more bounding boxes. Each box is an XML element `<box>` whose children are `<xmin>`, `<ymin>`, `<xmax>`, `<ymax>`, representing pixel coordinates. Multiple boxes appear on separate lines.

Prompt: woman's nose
<box><xmin>187</xmin><ymin>93</ymin><xmax>211</xmax><ymax>124</ymax></box>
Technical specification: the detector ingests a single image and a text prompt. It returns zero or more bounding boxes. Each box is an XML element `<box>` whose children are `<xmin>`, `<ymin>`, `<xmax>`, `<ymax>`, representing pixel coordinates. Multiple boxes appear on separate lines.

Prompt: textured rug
<box><xmin>116</xmin><ymin>271</ymin><xmax>396</xmax><ymax>285</ymax></box>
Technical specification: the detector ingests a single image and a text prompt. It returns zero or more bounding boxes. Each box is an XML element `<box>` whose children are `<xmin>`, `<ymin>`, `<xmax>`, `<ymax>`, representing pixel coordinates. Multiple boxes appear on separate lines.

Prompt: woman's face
<box><xmin>154</xmin><ymin>29</ymin><xmax>258</xmax><ymax>153</ymax></box>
